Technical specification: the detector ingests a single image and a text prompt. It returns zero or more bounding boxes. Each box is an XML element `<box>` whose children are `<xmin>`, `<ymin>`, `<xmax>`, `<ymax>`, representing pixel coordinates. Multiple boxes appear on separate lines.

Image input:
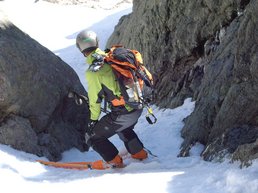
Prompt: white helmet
<box><xmin>76</xmin><ymin>30</ymin><xmax>98</xmax><ymax>53</ymax></box>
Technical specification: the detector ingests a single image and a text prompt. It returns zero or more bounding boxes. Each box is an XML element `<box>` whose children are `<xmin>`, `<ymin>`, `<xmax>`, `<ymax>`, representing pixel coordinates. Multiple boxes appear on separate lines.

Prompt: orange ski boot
<box><xmin>131</xmin><ymin>149</ymin><xmax>148</xmax><ymax>160</ymax></box>
<box><xmin>90</xmin><ymin>155</ymin><xmax>123</xmax><ymax>170</ymax></box>
<box><xmin>107</xmin><ymin>154</ymin><xmax>124</xmax><ymax>168</ymax></box>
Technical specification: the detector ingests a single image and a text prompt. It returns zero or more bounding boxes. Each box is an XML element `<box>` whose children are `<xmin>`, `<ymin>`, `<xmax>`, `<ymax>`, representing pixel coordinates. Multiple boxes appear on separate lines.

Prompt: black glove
<box><xmin>87</xmin><ymin>120</ymin><xmax>98</xmax><ymax>135</ymax></box>
<box><xmin>85</xmin><ymin>120</ymin><xmax>98</xmax><ymax>146</ymax></box>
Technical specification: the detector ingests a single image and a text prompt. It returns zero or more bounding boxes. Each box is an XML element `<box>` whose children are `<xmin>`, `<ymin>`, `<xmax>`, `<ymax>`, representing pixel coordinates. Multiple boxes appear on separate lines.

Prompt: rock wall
<box><xmin>108</xmin><ymin>0</ymin><xmax>242</xmax><ymax>108</ymax></box>
<box><xmin>107</xmin><ymin>0</ymin><xmax>258</xmax><ymax>165</ymax></box>
<box><xmin>0</xmin><ymin>14</ymin><xmax>89</xmax><ymax>161</ymax></box>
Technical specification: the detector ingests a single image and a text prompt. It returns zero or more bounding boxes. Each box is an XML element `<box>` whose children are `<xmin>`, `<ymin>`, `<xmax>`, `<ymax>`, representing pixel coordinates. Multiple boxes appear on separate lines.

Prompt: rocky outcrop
<box><xmin>107</xmin><ymin>0</ymin><xmax>242</xmax><ymax>108</ymax></box>
<box><xmin>107</xmin><ymin>0</ymin><xmax>258</xmax><ymax>165</ymax></box>
<box><xmin>0</xmin><ymin>13</ymin><xmax>89</xmax><ymax>161</ymax></box>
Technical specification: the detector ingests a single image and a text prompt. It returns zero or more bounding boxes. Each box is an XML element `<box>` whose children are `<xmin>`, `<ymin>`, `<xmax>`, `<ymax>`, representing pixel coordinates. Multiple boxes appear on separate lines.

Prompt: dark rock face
<box><xmin>107</xmin><ymin>0</ymin><xmax>241</xmax><ymax>108</ymax></box>
<box><xmin>0</xmin><ymin>17</ymin><xmax>89</xmax><ymax>161</ymax></box>
<box><xmin>107</xmin><ymin>0</ymin><xmax>258</xmax><ymax>165</ymax></box>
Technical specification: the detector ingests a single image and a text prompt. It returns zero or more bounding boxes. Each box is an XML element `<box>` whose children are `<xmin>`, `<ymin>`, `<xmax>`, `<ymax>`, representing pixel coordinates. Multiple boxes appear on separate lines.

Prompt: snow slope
<box><xmin>0</xmin><ymin>1</ymin><xmax>258</xmax><ymax>193</ymax></box>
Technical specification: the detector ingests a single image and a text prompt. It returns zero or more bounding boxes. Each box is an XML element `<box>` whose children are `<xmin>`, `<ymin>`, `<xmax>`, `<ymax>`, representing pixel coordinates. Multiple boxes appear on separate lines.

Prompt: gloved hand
<box><xmin>89</xmin><ymin>53</ymin><xmax>104</xmax><ymax>72</ymax></box>
<box><xmin>86</xmin><ymin>119</ymin><xmax>98</xmax><ymax>135</ymax></box>
<box><xmin>85</xmin><ymin>120</ymin><xmax>98</xmax><ymax>145</ymax></box>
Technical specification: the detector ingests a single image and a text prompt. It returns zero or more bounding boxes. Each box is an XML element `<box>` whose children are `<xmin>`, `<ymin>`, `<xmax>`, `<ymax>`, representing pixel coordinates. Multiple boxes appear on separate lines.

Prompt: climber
<box><xmin>75</xmin><ymin>30</ymin><xmax>148</xmax><ymax>169</ymax></box>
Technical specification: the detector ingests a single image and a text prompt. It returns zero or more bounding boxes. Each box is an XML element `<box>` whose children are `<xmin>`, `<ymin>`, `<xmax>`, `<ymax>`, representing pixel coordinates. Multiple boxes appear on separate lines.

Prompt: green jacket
<box><xmin>85</xmin><ymin>48</ymin><xmax>132</xmax><ymax>120</ymax></box>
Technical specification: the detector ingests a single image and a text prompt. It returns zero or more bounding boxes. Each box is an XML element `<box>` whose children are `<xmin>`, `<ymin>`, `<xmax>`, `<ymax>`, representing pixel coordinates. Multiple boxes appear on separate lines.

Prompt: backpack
<box><xmin>104</xmin><ymin>45</ymin><xmax>154</xmax><ymax>110</ymax></box>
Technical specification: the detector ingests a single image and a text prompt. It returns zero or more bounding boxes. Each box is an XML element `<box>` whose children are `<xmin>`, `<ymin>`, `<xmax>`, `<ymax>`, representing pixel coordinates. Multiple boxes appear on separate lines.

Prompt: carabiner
<box><xmin>145</xmin><ymin>107</ymin><xmax>157</xmax><ymax>124</ymax></box>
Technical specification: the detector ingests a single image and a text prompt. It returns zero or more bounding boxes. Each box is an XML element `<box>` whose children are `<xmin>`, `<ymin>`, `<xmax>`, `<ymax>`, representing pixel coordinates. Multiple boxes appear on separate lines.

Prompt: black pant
<box><xmin>88</xmin><ymin>109</ymin><xmax>144</xmax><ymax>162</ymax></box>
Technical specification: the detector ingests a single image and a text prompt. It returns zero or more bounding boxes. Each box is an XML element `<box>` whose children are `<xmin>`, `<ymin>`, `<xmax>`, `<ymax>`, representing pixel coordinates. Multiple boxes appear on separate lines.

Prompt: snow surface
<box><xmin>1</xmin><ymin>0</ymin><xmax>258</xmax><ymax>193</ymax></box>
